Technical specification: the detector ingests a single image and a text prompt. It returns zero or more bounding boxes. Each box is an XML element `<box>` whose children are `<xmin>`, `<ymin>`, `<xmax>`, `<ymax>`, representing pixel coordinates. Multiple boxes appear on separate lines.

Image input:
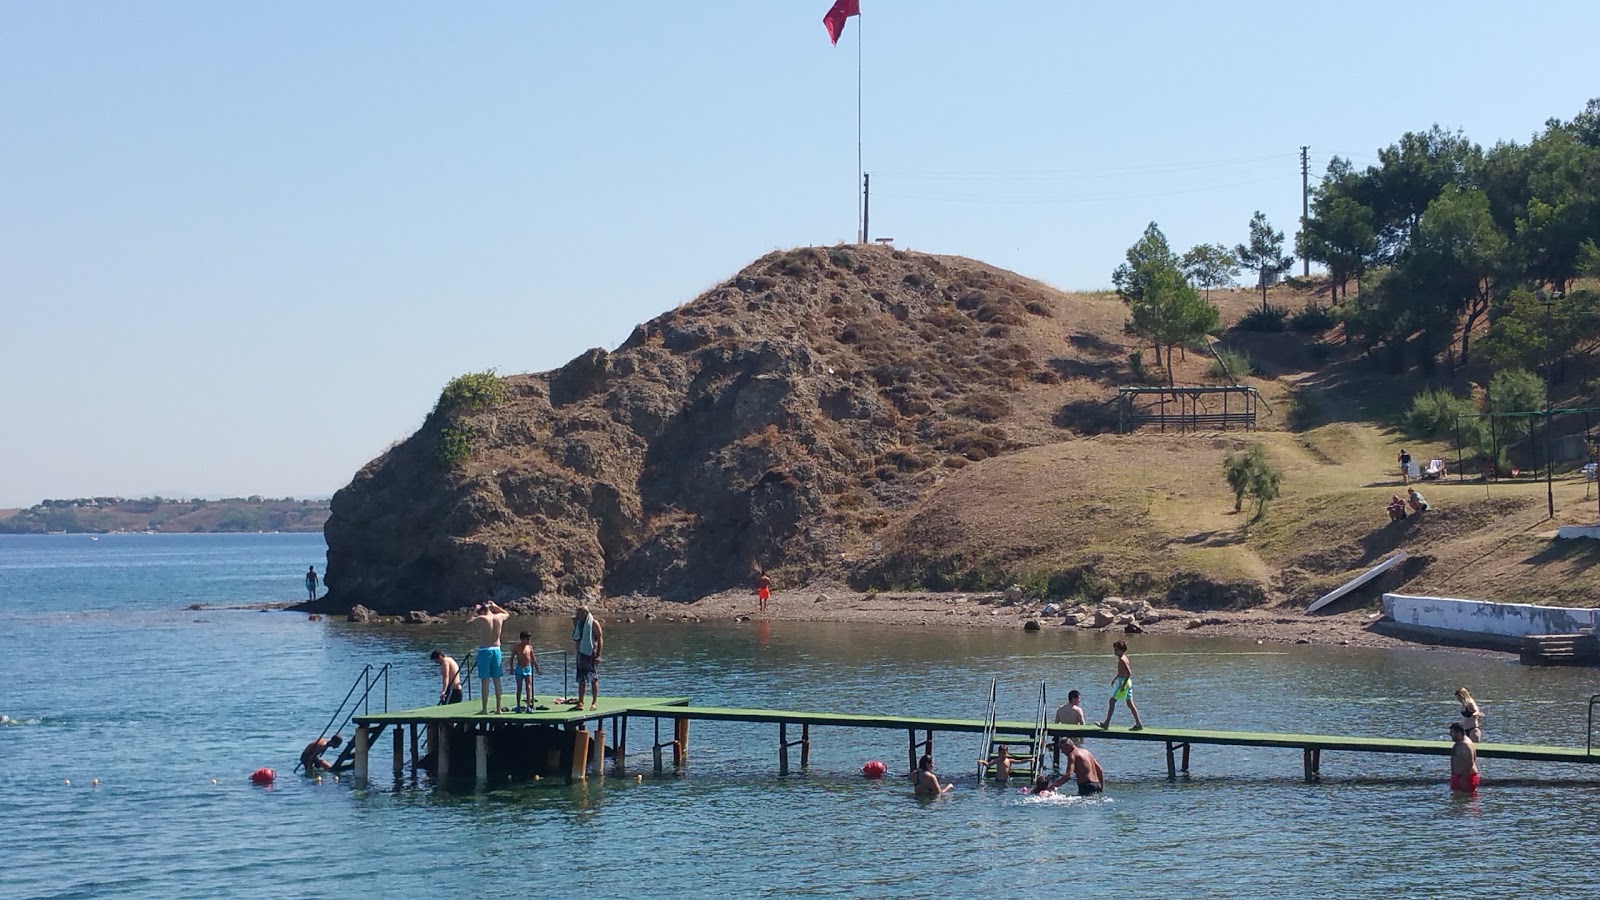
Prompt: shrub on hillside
<box><xmin>1287</xmin><ymin>391</ymin><xmax>1323</xmax><ymax>431</ymax></box>
<box><xmin>1128</xmin><ymin>350</ymin><xmax>1152</xmax><ymax>384</ymax></box>
<box><xmin>1222</xmin><ymin>443</ymin><xmax>1282</xmax><ymax>519</ymax></box>
<box><xmin>828</xmin><ymin>248</ymin><xmax>855</xmax><ymax>269</ymax></box>
<box><xmin>1290</xmin><ymin>303</ymin><xmax>1337</xmax><ymax>332</ymax></box>
<box><xmin>1209</xmin><ymin>349</ymin><xmax>1257</xmax><ymax>379</ymax></box>
<box><xmin>434</xmin><ymin>370</ymin><xmax>506</xmax><ymax>418</ymax></box>
<box><xmin>1405</xmin><ymin>388</ymin><xmax>1477</xmax><ymax>438</ymax></box>
<box><xmin>1236</xmin><ymin>306</ymin><xmax>1288</xmax><ymax>332</ymax></box>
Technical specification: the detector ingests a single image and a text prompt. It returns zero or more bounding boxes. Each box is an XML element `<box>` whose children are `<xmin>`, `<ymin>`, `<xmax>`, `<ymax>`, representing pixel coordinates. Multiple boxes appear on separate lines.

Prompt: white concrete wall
<box><xmin>1383</xmin><ymin>593</ymin><xmax>1600</xmax><ymax>638</ymax></box>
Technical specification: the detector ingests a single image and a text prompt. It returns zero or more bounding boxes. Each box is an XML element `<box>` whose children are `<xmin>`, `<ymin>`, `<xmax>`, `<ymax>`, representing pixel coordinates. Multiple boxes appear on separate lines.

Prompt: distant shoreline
<box><xmin>0</xmin><ymin>497</ymin><xmax>330</xmax><ymax>535</ymax></box>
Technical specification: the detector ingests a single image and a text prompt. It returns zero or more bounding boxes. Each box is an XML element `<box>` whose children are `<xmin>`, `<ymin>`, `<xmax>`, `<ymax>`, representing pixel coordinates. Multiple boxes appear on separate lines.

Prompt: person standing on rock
<box><xmin>756</xmin><ymin>571</ymin><xmax>772</xmax><ymax>613</ymax></box>
<box><xmin>1096</xmin><ymin>640</ymin><xmax>1145</xmax><ymax>731</ymax></box>
<box><xmin>467</xmin><ymin>600</ymin><xmax>510</xmax><ymax>714</ymax></box>
<box><xmin>571</xmin><ymin>605</ymin><xmax>603</xmax><ymax>711</ymax></box>
<box><xmin>305</xmin><ymin>566</ymin><xmax>319</xmax><ymax>601</ymax></box>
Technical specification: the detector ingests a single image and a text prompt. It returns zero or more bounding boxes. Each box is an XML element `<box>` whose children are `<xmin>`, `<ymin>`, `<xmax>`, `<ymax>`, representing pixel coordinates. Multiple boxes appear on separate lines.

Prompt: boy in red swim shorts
<box><xmin>1449</xmin><ymin>723</ymin><xmax>1479</xmax><ymax>793</ymax></box>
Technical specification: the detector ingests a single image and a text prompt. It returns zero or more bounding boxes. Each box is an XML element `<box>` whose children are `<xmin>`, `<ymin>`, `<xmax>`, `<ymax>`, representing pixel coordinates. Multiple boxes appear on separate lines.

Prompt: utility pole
<box><xmin>861</xmin><ymin>173</ymin><xmax>870</xmax><ymax>245</ymax></box>
<box><xmin>1300</xmin><ymin>146</ymin><xmax>1311</xmax><ymax>277</ymax></box>
<box><xmin>1542</xmin><ymin>289</ymin><xmax>1557</xmax><ymax>519</ymax></box>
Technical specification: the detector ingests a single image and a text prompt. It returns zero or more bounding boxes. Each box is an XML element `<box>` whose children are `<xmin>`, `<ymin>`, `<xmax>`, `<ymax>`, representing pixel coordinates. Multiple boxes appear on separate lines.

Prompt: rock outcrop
<box><xmin>323</xmin><ymin>245</ymin><xmax>1097</xmax><ymax>613</ymax></box>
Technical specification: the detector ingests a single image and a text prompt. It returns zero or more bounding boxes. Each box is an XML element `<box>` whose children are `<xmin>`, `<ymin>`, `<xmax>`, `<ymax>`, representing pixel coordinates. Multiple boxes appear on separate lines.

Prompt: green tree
<box><xmin>1234</xmin><ymin>211</ymin><xmax>1294</xmax><ymax>312</ymax></box>
<box><xmin>1298</xmin><ymin>166</ymin><xmax>1377</xmax><ymax>302</ymax></box>
<box><xmin>1113</xmin><ymin>222</ymin><xmax>1178</xmax><ymax>307</ymax></box>
<box><xmin>1368</xmin><ymin>125</ymin><xmax>1481</xmax><ymax>257</ymax></box>
<box><xmin>1411</xmin><ymin>186</ymin><xmax>1509</xmax><ymax>367</ymax></box>
<box><xmin>1179</xmin><ymin>243</ymin><xmax>1240</xmax><ymax>301</ymax></box>
<box><xmin>1487</xmin><ymin>368</ymin><xmax>1547</xmax><ymax>444</ymax></box>
<box><xmin>1221</xmin><ymin>443</ymin><xmax>1283</xmax><ymax>520</ymax></box>
<box><xmin>1124</xmin><ymin>266</ymin><xmax>1220</xmax><ymax>385</ymax></box>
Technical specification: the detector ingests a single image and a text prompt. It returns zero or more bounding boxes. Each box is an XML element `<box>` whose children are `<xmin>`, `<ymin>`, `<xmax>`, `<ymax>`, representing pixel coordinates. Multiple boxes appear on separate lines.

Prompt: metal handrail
<box><xmin>296</xmin><ymin>664</ymin><xmax>390</xmax><ymax>772</ymax></box>
<box><xmin>1030</xmin><ymin>682</ymin><xmax>1049</xmax><ymax>777</ymax></box>
<box><xmin>1587</xmin><ymin>694</ymin><xmax>1600</xmax><ymax>755</ymax></box>
<box><xmin>976</xmin><ymin>677</ymin><xmax>998</xmax><ymax>780</ymax></box>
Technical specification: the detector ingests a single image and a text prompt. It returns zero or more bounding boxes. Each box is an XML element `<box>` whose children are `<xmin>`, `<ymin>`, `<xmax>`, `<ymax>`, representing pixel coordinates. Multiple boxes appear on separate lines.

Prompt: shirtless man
<box><xmin>467</xmin><ymin>600</ymin><xmax>511</xmax><ymax>714</ymax></box>
<box><xmin>1096</xmin><ymin>640</ymin><xmax>1145</xmax><ymax>730</ymax></box>
<box><xmin>1449</xmin><ymin>723</ymin><xmax>1479</xmax><ymax>794</ymax></box>
<box><xmin>301</xmin><ymin>734</ymin><xmax>343</xmax><ymax>772</ymax></box>
<box><xmin>430</xmin><ymin>649</ymin><xmax>462</xmax><ymax>705</ymax></box>
<box><xmin>571</xmin><ymin>605</ymin><xmax>603</xmax><ymax>710</ymax></box>
<box><xmin>1051</xmin><ymin>689</ymin><xmax>1087</xmax><ymax>754</ymax></box>
<box><xmin>511</xmin><ymin>631</ymin><xmax>543</xmax><ymax>712</ymax></box>
<box><xmin>1050</xmin><ymin>738</ymin><xmax>1106</xmax><ymax>796</ymax></box>
<box><xmin>913</xmin><ymin>754</ymin><xmax>953</xmax><ymax>797</ymax></box>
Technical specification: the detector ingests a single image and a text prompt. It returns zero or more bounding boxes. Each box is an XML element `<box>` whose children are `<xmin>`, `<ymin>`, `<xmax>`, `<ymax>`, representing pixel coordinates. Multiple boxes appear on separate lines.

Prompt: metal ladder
<box><xmin>298</xmin><ymin>664</ymin><xmax>390</xmax><ymax>773</ymax></box>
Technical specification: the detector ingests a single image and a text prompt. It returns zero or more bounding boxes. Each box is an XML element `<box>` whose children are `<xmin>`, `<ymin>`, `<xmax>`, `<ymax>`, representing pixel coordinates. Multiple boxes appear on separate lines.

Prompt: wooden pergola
<box><xmin>1116</xmin><ymin>385</ymin><xmax>1262</xmax><ymax>434</ymax></box>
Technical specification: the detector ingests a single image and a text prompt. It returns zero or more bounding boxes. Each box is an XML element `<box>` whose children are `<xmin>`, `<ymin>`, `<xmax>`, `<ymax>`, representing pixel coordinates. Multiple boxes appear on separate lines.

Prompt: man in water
<box><xmin>571</xmin><ymin>605</ymin><xmax>603</xmax><ymax>710</ymax></box>
<box><xmin>467</xmin><ymin>600</ymin><xmax>511</xmax><ymax>714</ymax></box>
<box><xmin>1449</xmin><ymin>723</ymin><xmax>1479</xmax><ymax>794</ymax></box>
<box><xmin>1050</xmin><ymin>738</ymin><xmax>1106</xmax><ymax>796</ymax></box>
<box><xmin>301</xmin><ymin>734</ymin><xmax>343</xmax><ymax>772</ymax></box>
<box><xmin>305</xmin><ymin>566</ymin><xmax>319</xmax><ymax>601</ymax></box>
<box><xmin>1096</xmin><ymin>640</ymin><xmax>1145</xmax><ymax>730</ymax></box>
<box><xmin>1051</xmin><ymin>688</ymin><xmax>1087</xmax><ymax>754</ymax></box>
<box><xmin>430</xmin><ymin>649</ymin><xmax>462</xmax><ymax>705</ymax></box>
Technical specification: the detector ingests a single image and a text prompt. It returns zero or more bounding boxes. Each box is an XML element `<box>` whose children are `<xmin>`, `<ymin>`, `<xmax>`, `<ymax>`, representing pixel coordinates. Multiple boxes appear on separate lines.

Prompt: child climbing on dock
<box><xmin>1097</xmin><ymin>640</ymin><xmax>1144</xmax><ymax>731</ymax></box>
<box><xmin>977</xmin><ymin>744</ymin><xmax>1013</xmax><ymax>782</ymax></box>
<box><xmin>512</xmin><ymin>632</ymin><xmax>543</xmax><ymax>713</ymax></box>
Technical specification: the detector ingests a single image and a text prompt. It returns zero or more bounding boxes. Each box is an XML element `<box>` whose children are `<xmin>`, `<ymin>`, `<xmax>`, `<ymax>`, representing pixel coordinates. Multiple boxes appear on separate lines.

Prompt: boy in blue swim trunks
<box><xmin>468</xmin><ymin>600</ymin><xmax>511</xmax><ymax>714</ymax></box>
<box><xmin>511</xmin><ymin>631</ymin><xmax>543</xmax><ymax>712</ymax></box>
<box><xmin>1096</xmin><ymin>639</ymin><xmax>1145</xmax><ymax>730</ymax></box>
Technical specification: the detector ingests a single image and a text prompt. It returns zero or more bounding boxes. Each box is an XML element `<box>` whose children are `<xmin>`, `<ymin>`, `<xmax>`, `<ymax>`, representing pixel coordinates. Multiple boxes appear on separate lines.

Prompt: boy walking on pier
<box><xmin>512</xmin><ymin>632</ymin><xmax>543</xmax><ymax>712</ymax></box>
<box><xmin>1096</xmin><ymin>640</ymin><xmax>1144</xmax><ymax>731</ymax></box>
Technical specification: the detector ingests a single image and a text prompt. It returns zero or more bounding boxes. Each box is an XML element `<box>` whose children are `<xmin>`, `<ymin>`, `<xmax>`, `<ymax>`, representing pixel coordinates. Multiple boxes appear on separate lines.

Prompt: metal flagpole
<box><xmin>856</xmin><ymin>5</ymin><xmax>863</xmax><ymax>243</ymax></box>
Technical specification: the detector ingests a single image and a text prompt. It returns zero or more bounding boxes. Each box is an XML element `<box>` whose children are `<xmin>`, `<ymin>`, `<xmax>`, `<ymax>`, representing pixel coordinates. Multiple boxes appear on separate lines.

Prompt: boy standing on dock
<box><xmin>512</xmin><ymin>632</ymin><xmax>543</xmax><ymax>712</ymax></box>
<box><xmin>468</xmin><ymin>600</ymin><xmax>511</xmax><ymax>714</ymax></box>
<box><xmin>1096</xmin><ymin>640</ymin><xmax>1144</xmax><ymax>731</ymax></box>
<box><xmin>571</xmin><ymin>605</ymin><xmax>603</xmax><ymax>711</ymax></box>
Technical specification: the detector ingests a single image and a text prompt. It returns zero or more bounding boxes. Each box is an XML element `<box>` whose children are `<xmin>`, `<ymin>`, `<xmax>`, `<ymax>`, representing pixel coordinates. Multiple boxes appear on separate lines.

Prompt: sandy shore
<box><xmin>487</xmin><ymin>584</ymin><xmax>1512</xmax><ymax>659</ymax></box>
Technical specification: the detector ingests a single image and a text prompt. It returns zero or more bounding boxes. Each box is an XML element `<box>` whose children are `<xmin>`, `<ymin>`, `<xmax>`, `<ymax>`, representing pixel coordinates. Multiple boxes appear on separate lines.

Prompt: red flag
<box><xmin>823</xmin><ymin>0</ymin><xmax>859</xmax><ymax>45</ymax></box>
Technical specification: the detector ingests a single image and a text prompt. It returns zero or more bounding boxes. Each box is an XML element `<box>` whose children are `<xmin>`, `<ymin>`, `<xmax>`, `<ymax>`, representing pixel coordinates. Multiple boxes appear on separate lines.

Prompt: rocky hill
<box><xmin>324</xmin><ymin>244</ymin><xmax>1186</xmax><ymax>612</ymax></box>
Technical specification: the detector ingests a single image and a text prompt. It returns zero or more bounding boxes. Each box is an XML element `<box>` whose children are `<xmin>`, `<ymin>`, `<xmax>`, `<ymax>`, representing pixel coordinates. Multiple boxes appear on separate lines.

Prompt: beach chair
<box><xmin>1583</xmin><ymin>462</ymin><xmax>1598</xmax><ymax>482</ymax></box>
<box><xmin>1422</xmin><ymin>459</ymin><xmax>1446</xmax><ymax>480</ymax></box>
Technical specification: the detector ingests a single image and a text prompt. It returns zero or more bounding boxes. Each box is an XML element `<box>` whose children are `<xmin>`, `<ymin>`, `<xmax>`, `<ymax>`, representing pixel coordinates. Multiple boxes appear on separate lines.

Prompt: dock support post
<box><xmin>571</xmin><ymin>727</ymin><xmax>590</xmax><ymax>782</ymax></box>
<box><xmin>614</xmin><ymin>716</ymin><xmax>627</xmax><ymax>775</ymax></box>
<box><xmin>437</xmin><ymin>725</ymin><xmax>450</xmax><ymax>778</ymax></box>
<box><xmin>1166</xmin><ymin>742</ymin><xmax>1176</xmax><ymax>780</ymax></box>
<box><xmin>591</xmin><ymin>727</ymin><xmax>605</xmax><ymax>778</ymax></box>
<box><xmin>475</xmin><ymin>731</ymin><xmax>488</xmax><ymax>788</ymax></box>
<box><xmin>409</xmin><ymin>723</ymin><xmax>419</xmax><ymax>769</ymax></box>
<box><xmin>907</xmin><ymin>730</ymin><xmax>917</xmax><ymax>775</ymax></box>
<box><xmin>1182</xmin><ymin>742</ymin><xmax>1191</xmax><ymax>774</ymax></box>
<box><xmin>653</xmin><ymin>718</ymin><xmax>664</xmax><ymax>775</ymax></box>
<box><xmin>352</xmin><ymin>725</ymin><xmax>370</xmax><ymax>782</ymax></box>
<box><xmin>673</xmin><ymin>719</ymin><xmax>689</xmax><ymax>772</ymax></box>
<box><xmin>1302</xmin><ymin>748</ymin><xmax>1321</xmax><ymax>783</ymax></box>
<box><xmin>801</xmin><ymin>724</ymin><xmax>811</xmax><ymax>770</ymax></box>
<box><xmin>393</xmin><ymin>727</ymin><xmax>404</xmax><ymax>780</ymax></box>
<box><xmin>780</xmin><ymin>723</ymin><xmax>789</xmax><ymax>776</ymax></box>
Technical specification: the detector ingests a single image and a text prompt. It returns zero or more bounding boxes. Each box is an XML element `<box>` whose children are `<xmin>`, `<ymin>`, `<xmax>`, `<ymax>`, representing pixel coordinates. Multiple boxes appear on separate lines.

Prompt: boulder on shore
<box><xmin>404</xmin><ymin>610</ymin><xmax>443</xmax><ymax>624</ymax></box>
<box><xmin>346</xmin><ymin>604</ymin><xmax>375</xmax><ymax>623</ymax></box>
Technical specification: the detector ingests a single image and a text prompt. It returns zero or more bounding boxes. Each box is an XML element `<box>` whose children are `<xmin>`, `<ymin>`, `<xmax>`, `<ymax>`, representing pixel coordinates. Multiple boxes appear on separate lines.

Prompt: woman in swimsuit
<box><xmin>1455</xmin><ymin>687</ymin><xmax>1484</xmax><ymax>742</ymax></box>
<box><xmin>913</xmin><ymin>754</ymin><xmax>953</xmax><ymax>797</ymax></box>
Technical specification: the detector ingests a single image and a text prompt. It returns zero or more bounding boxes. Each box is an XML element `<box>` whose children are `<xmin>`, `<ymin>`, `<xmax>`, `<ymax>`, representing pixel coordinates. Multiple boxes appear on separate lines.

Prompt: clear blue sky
<box><xmin>2</xmin><ymin>1</ymin><xmax>1595</xmax><ymax>508</ymax></box>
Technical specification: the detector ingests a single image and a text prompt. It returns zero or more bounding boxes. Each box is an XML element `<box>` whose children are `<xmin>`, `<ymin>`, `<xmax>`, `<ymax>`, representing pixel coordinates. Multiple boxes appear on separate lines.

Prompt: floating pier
<box><xmin>347</xmin><ymin>694</ymin><xmax>1600</xmax><ymax>787</ymax></box>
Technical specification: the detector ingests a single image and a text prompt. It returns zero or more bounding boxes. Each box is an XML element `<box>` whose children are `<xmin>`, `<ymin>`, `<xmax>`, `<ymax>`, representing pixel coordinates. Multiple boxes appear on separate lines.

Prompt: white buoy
<box><xmin>64</xmin><ymin>779</ymin><xmax>70</xmax><ymax>785</ymax></box>
<box><xmin>92</xmin><ymin>779</ymin><xmax>99</xmax><ymax>786</ymax></box>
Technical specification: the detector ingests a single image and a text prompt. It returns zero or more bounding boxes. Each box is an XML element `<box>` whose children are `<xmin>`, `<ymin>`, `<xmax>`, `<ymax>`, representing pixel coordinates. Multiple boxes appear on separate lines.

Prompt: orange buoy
<box><xmin>249</xmin><ymin>768</ymin><xmax>275</xmax><ymax>785</ymax></box>
<box><xmin>861</xmin><ymin>760</ymin><xmax>887</xmax><ymax>779</ymax></box>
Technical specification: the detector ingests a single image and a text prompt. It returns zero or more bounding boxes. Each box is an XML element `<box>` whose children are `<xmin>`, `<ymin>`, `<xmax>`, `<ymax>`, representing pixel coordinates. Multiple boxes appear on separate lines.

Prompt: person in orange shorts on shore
<box><xmin>1449</xmin><ymin>722</ymin><xmax>1479</xmax><ymax>793</ymax></box>
<box><xmin>756</xmin><ymin>571</ymin><xmax>772</xmax><ymax>613</ymax></box>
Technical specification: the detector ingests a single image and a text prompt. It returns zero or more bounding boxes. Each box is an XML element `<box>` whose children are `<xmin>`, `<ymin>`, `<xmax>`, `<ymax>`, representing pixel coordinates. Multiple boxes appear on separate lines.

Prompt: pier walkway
<box><xmin>349</xmin><ymin>694</ymin><xmax>1600</xmax><ymax>786</ymax></box>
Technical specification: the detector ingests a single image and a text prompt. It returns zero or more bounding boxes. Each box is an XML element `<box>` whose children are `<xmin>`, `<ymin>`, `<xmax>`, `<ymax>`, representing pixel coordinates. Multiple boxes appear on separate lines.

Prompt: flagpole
<box><xmin>856</xmin><ymin>5</ymin><xmax>863</xmax><ymax>244</ymax></box>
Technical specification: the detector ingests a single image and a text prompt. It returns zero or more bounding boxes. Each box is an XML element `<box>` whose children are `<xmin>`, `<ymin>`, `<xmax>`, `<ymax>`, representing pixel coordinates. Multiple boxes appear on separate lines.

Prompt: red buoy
<box><xmin>249</xmin><ymin>768</ymin><xmax>276</xmax><ymax>785</ymax></box>
<box><xmin>861</xmin><ymin>760</ymin><xmax>887</xmax><ymax>779</ymax></box>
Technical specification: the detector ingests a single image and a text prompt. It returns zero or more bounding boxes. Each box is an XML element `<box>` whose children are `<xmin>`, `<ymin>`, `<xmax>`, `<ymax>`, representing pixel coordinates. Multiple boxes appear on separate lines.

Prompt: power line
<box><xmin>873</xmin><ymin>175</ymin><xmax>1288</xmax><ymax>206</ymax></box>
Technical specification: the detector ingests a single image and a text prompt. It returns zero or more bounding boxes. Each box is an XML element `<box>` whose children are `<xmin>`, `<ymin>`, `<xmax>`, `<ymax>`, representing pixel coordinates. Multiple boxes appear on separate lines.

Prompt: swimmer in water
<box><xmin>977</xmin><ymin>744</ymin><xmax>1013</xmax><ymax>783</ymax></box>
<box><xmin>1031</xmin><ymin>774</ymin><xmax>1055</xmax><ymax>796</ymax></box>
<box><xmin>1049</xmin><ymin>738</ymin><xmax>1106</xmax><ymax>797</ymax></box>
<box><xmin>913</xmin><ymin>754</ymin><xmax>953</xmax><ymax>797</ymax></box>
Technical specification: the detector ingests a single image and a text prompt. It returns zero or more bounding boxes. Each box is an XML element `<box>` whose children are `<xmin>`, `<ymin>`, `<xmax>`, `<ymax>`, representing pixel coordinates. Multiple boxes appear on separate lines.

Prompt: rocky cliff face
<box><xmin>324</xmin><ymin>245</ymin><xmax>1114</xmax><ymax>613</ymax></box>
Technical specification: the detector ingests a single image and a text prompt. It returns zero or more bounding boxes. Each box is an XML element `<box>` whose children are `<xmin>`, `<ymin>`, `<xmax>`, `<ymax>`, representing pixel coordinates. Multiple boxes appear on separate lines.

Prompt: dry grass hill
<box><xmin>321</xmin><ymin>244</ymin><xmax>1600</xmax><ymax>615</ymax></box>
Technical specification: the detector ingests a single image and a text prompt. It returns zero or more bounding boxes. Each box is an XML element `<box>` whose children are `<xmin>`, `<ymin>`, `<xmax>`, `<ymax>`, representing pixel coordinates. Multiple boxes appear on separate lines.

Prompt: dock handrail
<box><xmin>1029</xmin><ymin>682</ymin><xmax>1048</xmax><ymax>775</ymax></box>
<box><xmin>1588</xmin><ymin>694</ymin><xmax>1600</xmax><ymax>755</ymax></box>
<box><xmin>976</xmin><ymin>677</ymin><xmax>998</xmax><ymax>780</ymax></box>
<box><xmin>296</xmin><ymin>663</ymin><xmax>390</xmax><ymax>773</ymax></box>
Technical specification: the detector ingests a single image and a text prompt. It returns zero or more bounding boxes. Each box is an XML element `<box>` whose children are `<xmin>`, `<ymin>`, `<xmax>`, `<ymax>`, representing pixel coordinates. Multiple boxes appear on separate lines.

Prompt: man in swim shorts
<box><xmin>571</xmin><ymin>605</ymin><xmax>603</xmax><ymax>710</ymax></box>
<box><xmin>1096</xmin><ymin>640</ymin><xmax>1145</xmax><ymax>730</ymax></box>
<box><xmin>305</xmin><ymin>566</ymin><xmax>319</xmax><ymax>601</ymax></box>
<box><xmin>1050</xmin><ymin>738</ymin><xmax>1106</xmax><ymax>796</ymax></box>
<box><xmin>468</xmin><ymin>600</ymin><xmax>510</xmax><ymax>714</ymax></box>
<box><xmin>430</xmin><ymin>649</ymin><xmax>462</xmax><ymax>705</ymax></box>
<box><xmin>756</xmin><ymin>571</ymin><xmax>772</xmax><ymax>613</ymax></box>
<box><xmin>1449</xmin><ymin>723</ymin><xmax>1479</xmax><ymax>793</ymax></box>
<box><xmin>301</xmin><ymin>734</ymin><xmax>342</xmax><ymax>772</ymax></box>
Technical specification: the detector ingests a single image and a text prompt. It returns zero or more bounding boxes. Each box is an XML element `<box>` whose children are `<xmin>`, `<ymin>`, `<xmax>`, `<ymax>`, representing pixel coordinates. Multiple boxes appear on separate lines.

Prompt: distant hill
<box><xmin>0</xmin><ymin>496</ymin><xmax>330</xmax><ymax>534</ymax></box>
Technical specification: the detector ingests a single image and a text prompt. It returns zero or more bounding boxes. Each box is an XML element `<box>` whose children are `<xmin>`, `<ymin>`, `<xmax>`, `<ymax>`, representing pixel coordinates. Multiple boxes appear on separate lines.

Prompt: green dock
<box><xmin>345</xmin><ymin>693</ymin><xmax>1600</xmax><ymax>786</ymax></box>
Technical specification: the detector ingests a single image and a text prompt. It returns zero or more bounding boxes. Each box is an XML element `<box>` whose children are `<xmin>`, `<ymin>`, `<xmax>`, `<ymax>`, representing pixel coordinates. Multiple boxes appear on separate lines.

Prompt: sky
<box><xmin>2</xmin><ymin>1</ymin><xmax>1596</xmax><ymax>508</ymax></box>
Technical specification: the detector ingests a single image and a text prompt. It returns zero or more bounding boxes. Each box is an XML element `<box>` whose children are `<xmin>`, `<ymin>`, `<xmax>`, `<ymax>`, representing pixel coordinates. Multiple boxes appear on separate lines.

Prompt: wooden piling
<box><xmin>801</xmin><ymin>724</ymin><xmax>811</xmax><ymax>770</ymax></box>
<box><xmin>591</xmin><ymin>727</ymin><xmax>605</xmax><ymax>777</ymax></box>
<box><xmin>409</xmin><ymin>723</ymin><xmax>419</xmax><ymax>769</ymax></box>
<box><xmin>1182</xmin><ymin>741</ymin><xmax>1191</xmax><ymax>774</ymax></box>
<box><xmin>475</xmin><ymin>732</ymin><xmax>488</xmax><ymax>787</ymax></box>
<box><xmin>571</xmin><ymin>727</ymin><xmax>590</xmax><ymax>781</ymax></box>
<box><xmin>437</xmin><ymin>724</ymin><xmax>450</xmax><ymax>777</ymax></box>
<box><xmin>352</xmin><ymin>725</ymin><xmax>370</xmax><ymax>782</ymax></box>
<box><xmin>780</xmin><ymin>723</ymin><xmax>790</xmax><ymax>776</ymax></box>
<box><xmin>613</xmin><ymin>716</ymin><xmax>627</xmax><ymax>775</ymax></box>
<box><xmin>393</xmin><ymin>727</ymin><xmax>403</xmax><ymax>780</ymax></box>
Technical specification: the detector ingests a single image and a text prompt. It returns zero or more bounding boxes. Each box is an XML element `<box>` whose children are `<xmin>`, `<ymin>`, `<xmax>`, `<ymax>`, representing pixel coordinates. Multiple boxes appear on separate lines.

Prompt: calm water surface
<box><xmin>4</xmin><ymin>534</ymin><xmax>1600</xmax><ymax>898</ymax></box>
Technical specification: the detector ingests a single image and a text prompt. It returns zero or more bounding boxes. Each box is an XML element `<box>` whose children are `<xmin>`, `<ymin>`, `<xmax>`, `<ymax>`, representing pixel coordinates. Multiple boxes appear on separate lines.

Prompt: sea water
<box><xmin>3</xmin><ymin>533</ymin><xmax>1599</xmax><ymax>899</ymax></box>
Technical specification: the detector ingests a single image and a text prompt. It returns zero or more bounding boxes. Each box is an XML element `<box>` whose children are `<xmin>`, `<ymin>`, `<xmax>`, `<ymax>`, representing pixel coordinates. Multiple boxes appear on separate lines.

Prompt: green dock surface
<box><xmin>354</xmin><ymin>695</ymin><xmax>687</xmax><ymax>727</ymax></box>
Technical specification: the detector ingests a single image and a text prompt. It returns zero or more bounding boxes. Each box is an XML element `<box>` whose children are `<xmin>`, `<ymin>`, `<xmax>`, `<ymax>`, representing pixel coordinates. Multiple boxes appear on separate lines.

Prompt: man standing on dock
<box><xmin>1449</xmin><ymin>723</ymin><xmax>1479</xmax><ymax>794</ymax></box>
<box><xmin>430</xmin><ymin>649</ymin><xmax>462</xmax><ymax>705</ymax></box>
<box><xmin>571</xmin><ymin>605</ymin><xmax>603</xmax><ymax>711</ymax></box>
<box><xmin>468</xmin><ymin>600</ymin><xmax>511</xmax><ymax>714</ymax></box>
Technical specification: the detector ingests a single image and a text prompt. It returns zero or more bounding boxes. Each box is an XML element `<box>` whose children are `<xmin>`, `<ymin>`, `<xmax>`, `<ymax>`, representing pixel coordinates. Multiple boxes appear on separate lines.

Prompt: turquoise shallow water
<box><xmin>5</xmin><ymin>533</ymin><xmax>1600</xmax><ymax>899</ymax></box>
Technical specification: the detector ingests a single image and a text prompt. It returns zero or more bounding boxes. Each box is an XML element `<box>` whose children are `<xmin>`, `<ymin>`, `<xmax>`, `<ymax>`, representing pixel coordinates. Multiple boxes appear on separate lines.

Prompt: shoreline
<box><xmin>287</xmin><ymin>584</ymin><xmax>1518</xmax><ymax>660</ymax></box>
